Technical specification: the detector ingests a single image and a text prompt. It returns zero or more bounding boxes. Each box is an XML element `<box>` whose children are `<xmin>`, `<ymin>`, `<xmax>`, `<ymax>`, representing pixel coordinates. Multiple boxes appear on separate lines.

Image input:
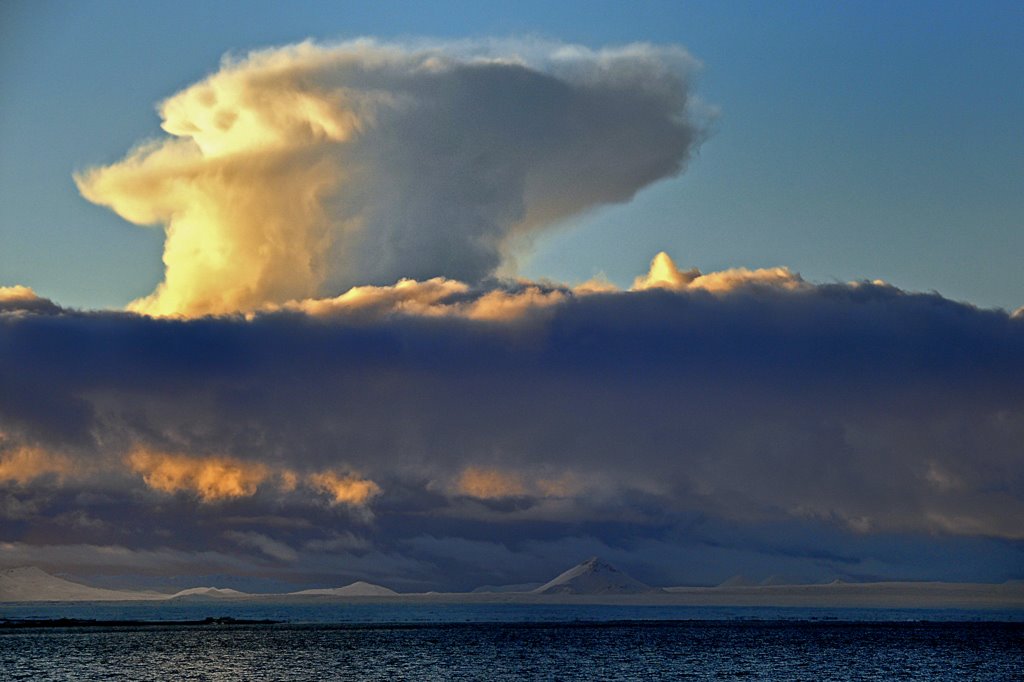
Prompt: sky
<box><xmin>0</xmin><ymin>1</ymin><xmax>1022</xmax><ymax>591</ymax></box>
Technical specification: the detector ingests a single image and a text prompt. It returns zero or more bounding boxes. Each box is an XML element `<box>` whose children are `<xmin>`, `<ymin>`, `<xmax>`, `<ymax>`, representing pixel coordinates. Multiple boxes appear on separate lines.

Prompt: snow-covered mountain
<box><xmin>0</xmin><ymin>566</ymin><xmax>166</xmax><ymax>602</ymax></box>
<box><xmin>0</xmin><ymin>567</ymin><xmax>402</xmax><ymax>601</ymax></box>
<box><xmin>169</xmin><ymin>587</ymin><xmax>250</xmax><ymax>600</ymax></box>
<box><xmin>533</xmin><ymin>557</ymin><xmax>662</xmax><ymax>595</ymax></box>
<box><xmin>289</xmin><ymin>581</ymin><xmax>398</xmax><ymax>597</ymax></box>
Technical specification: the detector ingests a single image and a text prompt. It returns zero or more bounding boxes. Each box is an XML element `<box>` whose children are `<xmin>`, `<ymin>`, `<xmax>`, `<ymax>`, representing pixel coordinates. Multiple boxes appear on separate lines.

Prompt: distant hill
<box><xmin>6</xmin><ymin>564</ymin><xmax>1022</xmax><ymax>608</ymax></box>
<box><xmin>0</xmin><ymin>567</ymin><xmax>402</xmax><ymax>601</ymax></box>
<box><xmin>533</xmin><ymin>557</ymin><xmax>663</xmax><ymax>595</ymax></box>
<box><xmin>0</xmin><ymin>567</ymin><xmax>165</xmax><ymax>602</ymax></box>
<box><xmin>169</xmin><ymin>587</ymin><xmax>250</xmax><ymax>600</ymax></box>
<box><xmin>289</xmin><ymin>581</ymin><xmax>397</xmax><ymax>597</ymax></box>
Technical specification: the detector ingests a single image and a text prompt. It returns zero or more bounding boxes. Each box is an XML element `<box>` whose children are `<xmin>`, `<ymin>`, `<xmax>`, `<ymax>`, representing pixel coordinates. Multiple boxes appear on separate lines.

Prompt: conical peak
<box><xmin>534</xmin><ymin>556</ymin><xmax>659</xmax><ymax>595</ymax></box>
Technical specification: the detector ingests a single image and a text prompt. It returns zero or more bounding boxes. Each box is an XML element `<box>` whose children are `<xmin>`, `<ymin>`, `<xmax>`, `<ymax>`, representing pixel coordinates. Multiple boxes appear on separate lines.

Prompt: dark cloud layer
<box><xmin>1</xmin><ymin>280</ymin><xmax>1023</xmax><ymax>589</ymax></box>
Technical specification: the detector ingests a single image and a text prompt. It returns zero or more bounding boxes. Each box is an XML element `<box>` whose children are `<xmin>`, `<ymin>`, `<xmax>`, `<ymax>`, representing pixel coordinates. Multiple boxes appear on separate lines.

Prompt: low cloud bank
<box><xmin>2</xmin><ymin>259</ymin><xmax>1022</xmax><ymax>586</ymax></box>
<box><xmin>0</xmin><ymin>286</ymin><xmax>60</xmax><ymax>315</ymax></box>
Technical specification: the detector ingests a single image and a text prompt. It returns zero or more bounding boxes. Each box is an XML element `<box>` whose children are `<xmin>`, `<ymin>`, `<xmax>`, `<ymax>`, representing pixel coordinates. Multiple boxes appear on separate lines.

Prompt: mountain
<box><xmin>0</xmin><ymin>567</ymin><xmax>399</xmax><ymax>601</ymax></box>
<box><xmin>533</xmin><ymin>557</ymin><xmax>662</xmax><ymax>595</ymax></box>
<box><xmin>169</xmin><ymin>587</ymin><xmax>250</xmax><ymax>600</ymax></box>
<box><xmin>0</xmin><ymin>566</ymin><xmax>165</xmax><ymax>602</ymax></box>
<box><xmin>289</xmin><ymin>580</ymin><xmax>398</xmax><ymax>597</ymax></box>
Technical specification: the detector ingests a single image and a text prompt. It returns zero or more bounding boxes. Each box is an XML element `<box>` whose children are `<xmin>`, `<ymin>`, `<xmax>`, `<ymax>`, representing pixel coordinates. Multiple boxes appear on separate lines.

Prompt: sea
<box><xmin>2</xmin><ymin>603</ymin><xmax>1022</xmax><ymax>680</ymax></box>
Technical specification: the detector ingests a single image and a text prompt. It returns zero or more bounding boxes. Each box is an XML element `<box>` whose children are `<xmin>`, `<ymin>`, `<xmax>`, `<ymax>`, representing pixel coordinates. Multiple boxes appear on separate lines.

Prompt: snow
<box><xmin>4</xmin><ymin>564</ymin><xmax>1022</xmax><ymax>608</ymax></box>
<box><xmin>0</xmin><ymin>566</ymin><xmax>403</xmax><ymax>601</ymax></box>
<box><xmin>169</xmin><ymin>587</ymin><xmax>250</xmax><ymax>599</ymax></box>
<box><xmin>289</xmin><ymin>581</ymin><xmax>398</xmax><ymax>597</ymax></box>
<box><xmin>533</xmin><ymin>557</ymin><xmax>661</xmax><ymax>595</ymax></box>
<box><xmin>0</xmin><ymin>566</ymin><xmax>166</xmax><ymax>602</ymax></box>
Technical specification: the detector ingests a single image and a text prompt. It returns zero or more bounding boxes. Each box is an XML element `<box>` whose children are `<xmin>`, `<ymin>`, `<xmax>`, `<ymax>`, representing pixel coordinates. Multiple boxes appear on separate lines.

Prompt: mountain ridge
<box><xmin>4</xmin><ymin>564</ymin><xmax>1022</xmax><ymax>609</ymax></box>
<box><xmin>0</xmin><ymin>567</ymin><xmax>397</xmax><ymax>602</ymax></box>
<box><xmin>533</xmin><ymin>557</ymin><xmax>663</xmax><ymax>595</ymax></box>
<box><xmin>0</xmin><ymin>567</ymin><xmax>166</xmax><ymax>602</ymax></box>
<box><xmin>289</xmin><ymin>581</ymin><xmax>398</xmax><ymax>597</ymax></box>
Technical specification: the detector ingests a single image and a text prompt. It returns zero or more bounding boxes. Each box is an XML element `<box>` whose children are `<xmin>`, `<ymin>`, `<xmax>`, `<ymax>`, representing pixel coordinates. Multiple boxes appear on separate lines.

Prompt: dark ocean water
<box><xmin>3</xmin><ymin>604</ymin><xmax>1022</xmax><ymax>680</ymax></box>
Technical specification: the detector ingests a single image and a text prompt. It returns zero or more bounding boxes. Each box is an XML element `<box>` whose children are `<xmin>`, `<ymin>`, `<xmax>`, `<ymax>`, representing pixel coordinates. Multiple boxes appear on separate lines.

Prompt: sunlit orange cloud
<box><xmin>632</xmin><ymin>252</ymin><xmax>806</xmax><ymax>293</ymax></box>
<box><xmin>570</xmin><ymin>278</ymin><xmax>619</xmax><ymax>295</ymax></box>
<box><xmin>281</xmin><ymin>254</ymin><xmax>810</xmax><ymax>324</ymax></box>
<box><xmin>462</xmin><ymin>287</ymin><xmax>567</xmax><ymax>321</ymax></box>
<box><xmin>76</xmin><ymin>140</ymin><xmax>342</xmax><ymax>317</ymax></box>
<box><xmin>0</xmin><ymin>285</ymin><xmax>40</xmax><ymax>304</ymax></box>
<box><xmin>76</xmin><ymin>39</ymin><xmax>704</xmax><ymax>318</ymax></box>
<box><xmin>125</xmin><ymin>449</ymin><xmax>383</xmax><ymax>507</ymax></box>
<box><xmin>455</xmin><ymin>467</ymin><xmax>528</xmax><ymax>499</ymax></box>
<box><xmin>306</xmin><ymin>470</ymin><xmax>381</xmax><ymax>506</ymax></box>
<box><xmin>127</xmin><ymin>449</ymin><xmax>270</xmax><ymax>502</ymax></box>
<box><xmin>274</xmin><ymin>277</ymin><xmax>469</xmax><ymax>319</ymax></box>
<box><xmin>454</xmin><ymin>466</ymin><xmax>580</xmax><ymax>500</ymax></box>
<box><xmin>277</xmin><ymin>278</ymin><xmax>575</xmax><ymax>323</ymax></box>
<box><xmin>278</xmin><ymin>469</ymin><xmax>300</xmax><ymax>492</ymax></box>
<box><xmin>0</xmin><ymin>446</ymin><xmax>75</xmax><ymax>485</ymax></box>
<box><xmin>0</xmin><ymin>285</ymin><xmax>60</xmax><ymax>315</ymax></box>
<box><xmin>73</xmin><ymin>41</ymin><xmax>378</xmax><ymax>318</ymax></box>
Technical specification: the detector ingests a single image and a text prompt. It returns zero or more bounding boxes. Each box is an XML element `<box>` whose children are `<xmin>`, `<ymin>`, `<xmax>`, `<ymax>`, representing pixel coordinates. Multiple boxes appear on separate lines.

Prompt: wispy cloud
<box><xmin>223</xmin><ymin>530</ymin><xmax>298</xmax><ymax>562</ymax></box>
<box><xmin>0</xmin><ymin>445</ymin><xmax>77</xmax><ymax>485</ymax></box>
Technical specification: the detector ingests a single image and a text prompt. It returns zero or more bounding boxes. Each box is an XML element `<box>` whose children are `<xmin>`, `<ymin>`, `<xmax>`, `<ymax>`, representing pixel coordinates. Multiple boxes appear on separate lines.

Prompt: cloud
<box><xmin>124</xmin><ymin>449</ymin><xmax>381</xmax><ymax>509</ymax></box>
<box><xmin>632</xmin><ymin>251</ymin><xmax>805</xmax><ymax>293</ymax></box>
<box><xmin>268</xmin><ymin>252</ymin><xmax>809</xmax><ymax>323</ymax></box>
<box><xmin>223</xmin><ymin>530</ymin><xmax>298</xmax><ymax>562</ymax></box>
<box><xmin>275</xmin><ymin>277</ymin><xmax>471</xmax><ymax>319</ymax></box>
<box><xmin>452</xmin><ymin>466</ymin><xmax>578</xmax><ymax>500</ymax></box>
<box><xmin>275</xmin><ymin>276</ymin><xmax>578</xmax><ymax>322</ymax></box>
<box><xmin>127</xmin><ymin>449</ymin><xmax>271</xmax><ymax>501</ymax></box>
<box><xmin>303</xmin><ymin>531</ymin><xmax>370</xmax><ymax>553</ymax></box>
<box><xmin>454</xmin><ymin>467</ymin><xmax>528</xmax><ymax>499</ymax></box>
<box><xmin>0</xmin><ymin>445</ymin><xmax>76</xmax><ymax>485</ymax></box>
<box><xmin>0</xmin><ymin>286</ymin><xmax>61</xmax><ymax>315</ymax></box>
<box><xmin>2</xmin><ymin>260</ymin><xmax>1023</xmax><ymax>585</ymax></box>
<box><xmin>307</xmin><ymin>470</ymin><xmax>381</xmax><ymax>507</ymax></box>
<box><xmin>75</xmin><ymin>39</ymin><xmax>707</xmax><ymax>317</ymax></box>
<box><xmin>0</xmin><ymin>541</ymin><xmax>259</xmax><ymax>577</ymax></box>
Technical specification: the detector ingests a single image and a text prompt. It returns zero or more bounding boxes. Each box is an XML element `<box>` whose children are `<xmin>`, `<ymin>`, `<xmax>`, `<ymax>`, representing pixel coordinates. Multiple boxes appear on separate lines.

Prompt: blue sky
<box><xmin>2</xmin><ymin>0</ymin><xmax>1022</xmax><ymax>310</ymax></box>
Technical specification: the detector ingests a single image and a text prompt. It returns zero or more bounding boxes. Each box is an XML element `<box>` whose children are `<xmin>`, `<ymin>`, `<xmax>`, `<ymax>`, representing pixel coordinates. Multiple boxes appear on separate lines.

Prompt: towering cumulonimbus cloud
<box><xmin>75</xmin><ymin>40</ymin><xmax>707</xmax><ymax>317</ymax></box>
